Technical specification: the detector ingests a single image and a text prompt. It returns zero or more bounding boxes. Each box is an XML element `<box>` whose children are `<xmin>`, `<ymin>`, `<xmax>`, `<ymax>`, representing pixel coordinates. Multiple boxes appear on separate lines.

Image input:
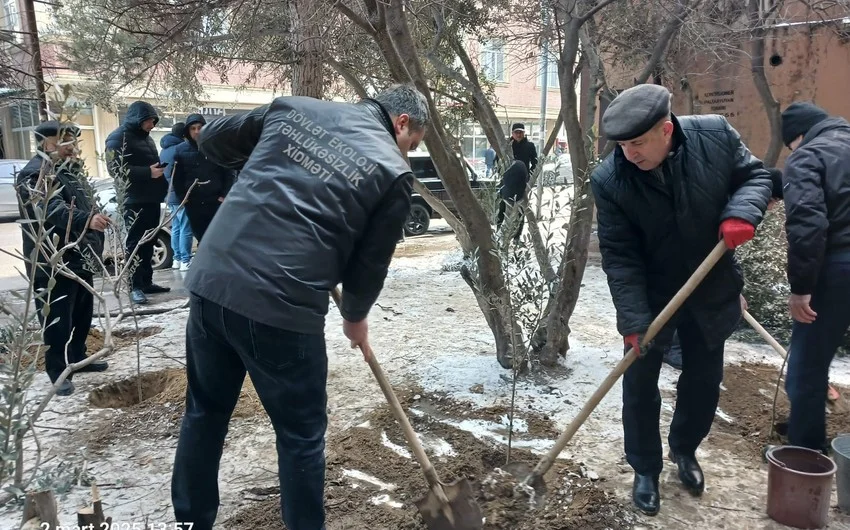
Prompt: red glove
<box><xmin>624</xmin><ymin>333</ymin><xmax>653</xmax><ymax>358</ymax></box>
<box><xmin>719</xmin><ymin>218</ymin><xmax>755</xmax><ymax>249</ymax></box>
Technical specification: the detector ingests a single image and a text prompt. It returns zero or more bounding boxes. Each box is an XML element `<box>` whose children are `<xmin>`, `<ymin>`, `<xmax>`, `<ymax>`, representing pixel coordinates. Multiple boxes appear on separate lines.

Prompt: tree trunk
<box><xmin>77</xmin><ymin>484</ymin><xmax>111</xmax><ymax>528</ymax></box>
<box><xmin>288</xmin><ymin>0</ymin><xmax>324</xmax><ymax>98</ymax></box>
<box><xmin>21</xmin><ymin>491</ymin><xmax>59</xmax><ymax>529</ymax></box>
<box><xmin>748</xmin><ymin>0</ymin><xmax>782</xmax><ymax>166</ymax></box>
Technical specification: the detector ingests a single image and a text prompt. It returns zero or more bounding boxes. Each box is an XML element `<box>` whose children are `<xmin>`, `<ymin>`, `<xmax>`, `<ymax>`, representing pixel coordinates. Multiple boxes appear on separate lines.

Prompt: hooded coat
<box><xmin>159</xmin><ymin>125</ymin><xmax>184</xmax><ymax>206</ymax></box>
<box><xmin>104</xmin><ymin>101</ymin><xmax>167</xmax><ymax>204</ymax></box>
<box><xmin>172</xmin><ymin>114</ymin><xmax>237</xmax><ymax>203</ymax></box>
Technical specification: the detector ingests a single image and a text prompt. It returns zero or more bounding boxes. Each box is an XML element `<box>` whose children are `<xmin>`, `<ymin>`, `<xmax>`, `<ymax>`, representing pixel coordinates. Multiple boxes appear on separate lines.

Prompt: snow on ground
<box><xmin>3</xmin><ymin>221</ymin><xmax>850</xmax><ymax>529</ymax></box>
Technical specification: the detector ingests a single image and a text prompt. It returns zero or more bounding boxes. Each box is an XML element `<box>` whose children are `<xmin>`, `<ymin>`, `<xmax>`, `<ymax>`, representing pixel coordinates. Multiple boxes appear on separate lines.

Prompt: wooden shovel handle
<box><xmin>743</xmin><ymin>310</ymin><xmax>787</xmax><ymax>359</ymax></box>
<box><xmin>527</xmin><ymin>240</ymin><xmax>730</xmax><ymax>482</ymax></box>
<box><xmin>330</xmin><ymin>288</ymin><xmax>446</xmax><ymax>493</ymax></box>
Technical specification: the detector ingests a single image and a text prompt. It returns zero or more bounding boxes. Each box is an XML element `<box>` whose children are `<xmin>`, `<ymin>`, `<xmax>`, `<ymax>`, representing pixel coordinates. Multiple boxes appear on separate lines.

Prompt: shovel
<box><xmin>507</xmin><ymin>240</ymin><xmax>731</xmax><ymax>491</ymax></box>
<box><xmin>330</xmin><ymin>288</ymin><xmax>483</xmax><ymax>530</ymax></box>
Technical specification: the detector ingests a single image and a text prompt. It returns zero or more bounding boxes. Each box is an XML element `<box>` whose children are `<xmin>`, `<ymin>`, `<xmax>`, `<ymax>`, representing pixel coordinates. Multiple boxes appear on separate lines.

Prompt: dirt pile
<box><xmin>223</xmin><ymin>396</ymin><xmax>636</xmax><ymax>530</ymax></box>
<box><xmin>715</xmin><ymin>362</ymin><xmax>850</xmax><ymax>459</ymax></box>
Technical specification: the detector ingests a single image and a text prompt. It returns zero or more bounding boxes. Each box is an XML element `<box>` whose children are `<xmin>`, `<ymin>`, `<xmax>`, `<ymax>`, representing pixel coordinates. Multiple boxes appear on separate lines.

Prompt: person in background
<box><xmin>484</xmin><ymin>143</ymin><xmax>496</xmax><ymax>177</ymax></box>
<box><xmin>16</xmin><ymin>121</ymin><xmax>110</xmax><ymax>396</ymax></box>
<box><xmin>159</xmin><ymin>122</ymin><xmax>193</xmax><ymax>271</ymax></box>
<box><xmin>496</xmin><ymin>160</ymin><xmax>529</xmax><ymax>241</ymax></box>
<box><xmin>779</xmin><ymin>101</ymin><xmax>850</xmax><ymax>454</ymax></box>
<box><xmin>104</xmin><ymin>101</ymin><xmax>171</xmax><ymax>305</ymax></box>
<box><xmin>171</xmin><ymin>114</ymin><xmax>237</xmax><ymax>245</ymax></box>
<box><xmin>510</xmin><ymin>123</ymin><xmax>538</xmax><ymax>173</ymax></box>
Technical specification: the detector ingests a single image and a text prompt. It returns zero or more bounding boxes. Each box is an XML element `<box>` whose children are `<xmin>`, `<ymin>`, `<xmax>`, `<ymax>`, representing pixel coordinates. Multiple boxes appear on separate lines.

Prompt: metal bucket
<box><xmin>832</xmin><ymin>434</ymin><xmax>850</xmax><ymax>512</ymax></box>
<box><xmin>766</xmin><ymin>445</ymin><xmax>836</xmax><ymax>529</ymax></box>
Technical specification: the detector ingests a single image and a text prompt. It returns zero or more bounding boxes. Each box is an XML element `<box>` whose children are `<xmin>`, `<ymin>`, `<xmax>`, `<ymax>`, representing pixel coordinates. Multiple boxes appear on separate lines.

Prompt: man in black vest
<box><xmin>170</xmin><ymin>84</ymin><xmax>429</xmax><ymax>530</ymax></box>
<box><xmin>16</xmin><ymin>121</ymin><xmax>110</xmax><ymax>396</ymax></box>
<box><xmin>104</xmin><ymin>101</ymin><xmax>171</xmax><ymax>305</ymax></box>
<box><xmin>591</xmin><ymin>84</ymin><xmax>771</xmax><ymax>516</ymax></box>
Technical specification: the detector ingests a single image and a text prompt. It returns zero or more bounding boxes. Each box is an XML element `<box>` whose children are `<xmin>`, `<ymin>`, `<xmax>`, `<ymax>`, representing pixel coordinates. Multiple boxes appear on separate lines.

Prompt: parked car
<box><xmin>0</xmin><ymin>159</ymin><xmax>30</xmax><ymax>220</ymax></box>
<box><xmin>404</xmin><ymin>151</ymin><xmax>493</xmax><ymax>236</ymax></box>
<box><xmin>540</xmin><ymin>153</ymin><xmax>574</xmax><ymax>186</ymax></box>
<box><xmin>94</xmin><ymin>181</ymin><xmax>174</xmax><ymax>270</ymax></box>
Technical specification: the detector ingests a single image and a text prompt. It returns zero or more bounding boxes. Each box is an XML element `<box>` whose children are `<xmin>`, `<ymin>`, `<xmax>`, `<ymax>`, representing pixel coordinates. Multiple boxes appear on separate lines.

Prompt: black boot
<box><xmin>669</xmin><ymin>450</ymin><xmax>704</xmax><ymax>495</ymax></box>
<box><xmin>77</xmin><ymin>359</ymin><xmax>109</xmax><ymax>373</ymax></box>
<box><xmin>142</xmin><ymin>283</ymin><xmax>171</xmax><ymax>294</ymax></box>
<box><xmin>56</xmin><ymin>379</ymin><xmax>75</xmax><ymax>397</ymax></box>
<box><xmin>632</xmin><ymin>473</ymin><xmax>660</xmax><ymax>516</ymax></box>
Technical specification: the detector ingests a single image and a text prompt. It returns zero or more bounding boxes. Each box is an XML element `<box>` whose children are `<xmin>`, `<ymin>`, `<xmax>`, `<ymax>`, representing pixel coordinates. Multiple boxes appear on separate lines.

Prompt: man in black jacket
<box><xmin>170</xmin><ymin>84</ymin><xmax>428</xmax><ymax>530</ymax></box>
<box><xmin>16</xmin><ymin>121</ymin><xmax>110</xmax><ymax>396</ymax></box>
<box><xmin>496</xmin><ymin>160</ymin><xmax>529</xmax><ymax>241</ymax></box>
<box><xmin>510</xmin><ymin>123</ymin><xmax>538</xmax><ymax>172</ymax></box>
<box><xmin>779</xmin><ymin>102</ymin><xmax>850</xmax><ymax>454</ymax></box>
<box><xmin>591</xmin><ymin>84</ymin><xmax>771</xmax><ymax>516</ymax></box>
<box><xmin>171</xmin><ymin>114</ymin><xmax>237</xmax><ymax>244</ymax></box>
<box><xmin>104</xmin><ymin>101</ymin><xmax>170</xmax><ymax>305</ymax></box>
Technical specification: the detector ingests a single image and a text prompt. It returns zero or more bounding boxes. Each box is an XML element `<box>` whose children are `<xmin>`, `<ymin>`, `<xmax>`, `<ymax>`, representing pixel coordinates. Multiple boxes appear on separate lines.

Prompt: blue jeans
<box><xmin>786</xmin><ymin>256</ymin><xmax>850</xmax><ymax>452</ymax></box>
<box><xmin>172</xmin><ymin>294</ymin><xmax>328</xmax><ymax>530</ymax></box>
<box><xmin>170</xmin><ymin>205</ymin><xmax>193</xmax><ymax>263</ymax></box>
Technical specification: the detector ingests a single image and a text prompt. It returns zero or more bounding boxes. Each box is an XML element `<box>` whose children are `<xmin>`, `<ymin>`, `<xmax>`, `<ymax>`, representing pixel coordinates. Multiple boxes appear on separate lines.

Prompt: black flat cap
<box><xmin>512</xmin><ymin>123</ymin><xmax>525</xmax><ymax>132</ymax></box>
<box><xmin>602</xmin><ymin>84</ymin><xmax>672</xmax><ymax>141</ymax></box>
<box><xmin>34</xmin><ymin>120</ymin><xmax>81</xmax><ymax>141</ymax></box>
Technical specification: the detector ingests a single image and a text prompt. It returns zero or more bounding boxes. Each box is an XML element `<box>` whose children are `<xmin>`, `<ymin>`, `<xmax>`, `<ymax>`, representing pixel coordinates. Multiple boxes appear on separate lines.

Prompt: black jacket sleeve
<box><xmin>783</xmin><ymin>145</ymin><xmax>829</xmax><ymax>295</ymax></box>
<box><xmin>198</xmin><ymin>104</ymin><xmax>270</xmax><ymax>170</ymax></box>
<box><xmin>171</xmin><ymin>147</ymin><xmax>190</xmax><ymax>202</ymax></box>
<box><xmin>340</xmin><ymin>174</ymin><xmax>414</xmax><ymax>322</ymax></box>
<box><xmin>720</xmin><ymin>120</ymin><xmax>772</xmax><ymax>226</ymax></box>
<box><xmin>591</xmin><ymin>174</ymin><xmax>653</xmax><ymax>336</ymax></box>
<box><xmin>528</xmin><ymin>143</ymin><xmax>539</xmax><ymax>173</ymax></box>
<box><xmin>105</xmin><ymin>131</ymin><xmax>152</xmax><ymax>184</ymax></box>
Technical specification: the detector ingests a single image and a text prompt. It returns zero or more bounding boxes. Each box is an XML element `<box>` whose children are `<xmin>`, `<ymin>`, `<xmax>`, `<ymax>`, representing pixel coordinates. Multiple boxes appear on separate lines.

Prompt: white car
<box><xmin>0</xmin><ymin>159</ymin><xmax>30</xmax><ymax>220</ymax></box>
<box><xmin>541</xmin><ymin>153</ymin><xmax>574</xmax><ymax>185</ymax></box>
<box><xmin>94</xmin><ymin>182</ymin><xmax>174</xmax><ymax>270</ymax></box>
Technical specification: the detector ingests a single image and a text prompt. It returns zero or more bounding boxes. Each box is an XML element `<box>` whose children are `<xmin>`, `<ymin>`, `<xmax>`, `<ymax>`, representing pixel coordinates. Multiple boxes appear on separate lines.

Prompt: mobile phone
<box><xmin>157</xmin><ymin>162</ymin><xmax>169</xmax><ymax>168</ymax></box>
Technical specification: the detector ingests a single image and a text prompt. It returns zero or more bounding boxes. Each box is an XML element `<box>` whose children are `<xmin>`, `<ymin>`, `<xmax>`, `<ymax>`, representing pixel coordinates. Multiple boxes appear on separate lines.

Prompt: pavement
<box><xmin>0</xmin><ymin>218</ymin><xmax>190</xmax><ymax>326</ymax></box>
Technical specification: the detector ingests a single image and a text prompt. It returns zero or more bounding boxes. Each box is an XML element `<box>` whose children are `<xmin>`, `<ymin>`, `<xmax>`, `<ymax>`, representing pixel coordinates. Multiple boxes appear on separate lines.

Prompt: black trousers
<box><xmin>172</xmin><ymin>294</ymin><xmax>328</xmax><ymax>530</ymax></box>
<box><xmin>496</xmin><ymin>198</ymin><xmax>525</xmax><ymax>240</ymax></box>
<box><xmin>185</xmin><ymin>202</ymin><xmax>220</xmax><ymax>243</ymax></box>
<box><xmin>623</xmin><ymin>314</ymin><xmax>725</xmax><ymax>476</ymax></box>
<box><xmin>34</xmin><ymin>274</ymin><xmax>94</xmax><ymax>382</ymax></box>
<box><xmin>125</xmin><ymin>202</ymin><xmax>161</xmax><ymax>289</ymax></box>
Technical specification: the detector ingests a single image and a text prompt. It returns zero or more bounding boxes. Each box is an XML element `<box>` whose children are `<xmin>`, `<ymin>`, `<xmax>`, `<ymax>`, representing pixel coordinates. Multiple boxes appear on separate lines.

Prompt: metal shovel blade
<box><xmin>414</xmin><ymin>478</ymin><xmax>483</xmax><ymax>530</ymax></box>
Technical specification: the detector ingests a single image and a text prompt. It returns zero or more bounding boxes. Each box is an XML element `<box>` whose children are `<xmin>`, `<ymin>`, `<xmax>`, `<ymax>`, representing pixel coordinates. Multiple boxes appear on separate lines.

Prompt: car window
<box><xmin>410</xmin><ymin>158</ymin><xmax>439</xmax><ymax>181</ymax></box>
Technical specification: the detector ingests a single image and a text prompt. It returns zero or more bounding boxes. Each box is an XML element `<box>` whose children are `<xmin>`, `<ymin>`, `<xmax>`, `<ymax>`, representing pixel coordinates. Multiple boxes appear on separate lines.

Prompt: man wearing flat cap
<box><xmin>16</xmin><ymin>121</ymin><xmax>110</xmax><ymax>396</ymax></box>
<box><xmin>509</xmin><ymin>123</ymin><xmax>538</xmax><ymax>173</ymax></box>
<box><xmin>590</xmin><ymin>83</ymin><xmax>771</xmax><ymax>515</ymax></box>
<box><xmin>779</xmin><ymin>102</ymin><xmax>850</xmax><ymax>455</ymax></box>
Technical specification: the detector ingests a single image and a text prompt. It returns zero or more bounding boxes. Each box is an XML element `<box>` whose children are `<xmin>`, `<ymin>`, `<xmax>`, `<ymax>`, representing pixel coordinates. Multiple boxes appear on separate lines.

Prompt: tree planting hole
<box><xmin>769</xmin><ymin>54</ymin><xmax>783</xmax><ymax>67</ymax></box>
<box><xmin>89</xmin><ymin>369</ymin><xmax>182</xmax><ymax>409</ymax></box>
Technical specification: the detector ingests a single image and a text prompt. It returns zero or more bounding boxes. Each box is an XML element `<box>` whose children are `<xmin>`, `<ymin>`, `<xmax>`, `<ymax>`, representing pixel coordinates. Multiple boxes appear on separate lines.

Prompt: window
<box><xmin>1</xmin><ymin>0</ymin><xmax>20</xmax><ymax>40</ymax></box>
<box><xmin>480</xmin><ymin>40</ymin><xmax>505</xmax><ymax>83</ymax></box>
<box><xmin>537</xmin><ymin>51</ymin><xmax>559</xmax><ymax>90</ymax></box>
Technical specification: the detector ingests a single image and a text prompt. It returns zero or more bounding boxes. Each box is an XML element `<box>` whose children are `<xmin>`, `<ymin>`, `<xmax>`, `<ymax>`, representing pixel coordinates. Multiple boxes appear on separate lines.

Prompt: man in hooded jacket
<box><xmin>171</xmin><ymin>114</ymin><xmax>237</xmax><ymax>243</ymax></box>
<box><xmin>105</xmin><ymin>101</ymin><xmax>170</xmax><ymax>305</ymax></box>
<box><xmin>16</xmin><ymin>121</ymin><xmax>110</xmax><ymax>396</ymax></box>
<box><xmin>496</xmin><ymin>159</ymin><xmax>529</xmax><ymax>240</ymax></box>
<box><xmin>779</xmin><ymin>102</ymin><xmax>850</xmax><ymax>454</ymax></box>
<box><xmin>159</xmin><ymin>122</ymin><xmax>194</xmax><ymax>270</ymax></box>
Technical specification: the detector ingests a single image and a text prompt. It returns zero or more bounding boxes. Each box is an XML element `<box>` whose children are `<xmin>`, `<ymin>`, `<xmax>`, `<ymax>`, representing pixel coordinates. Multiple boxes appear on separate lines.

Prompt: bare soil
<box><xmin>713</xmin><ymin>362</ymin><xmax>850</xmax><ymax>459</ymax></box>
<box><xmin>223</xmin><ymin>394</ymin><xmax>637</xmax><ymax>530</ymax></box>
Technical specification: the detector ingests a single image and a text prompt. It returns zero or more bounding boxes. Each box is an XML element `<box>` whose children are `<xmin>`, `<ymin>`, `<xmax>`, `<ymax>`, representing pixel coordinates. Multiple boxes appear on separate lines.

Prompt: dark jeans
<box><xmin>172</xmin><ymin>294</ymin><xmax>328</xmax><ymax>530</ymax></box>
<box><xmin>496</xmin><ymin>197</ymin><xmax>525</xmax><ymax>240</ymax></box>
<box><xmin>34</xmin><ymin>274</ymin><xmax>94</xmax><ymax>383</ymax></box>
<box><xmin>185</xmin><ymin>201</ymin><xmax>220</xmax><ymax>243</ymax></box>
<box><xmin>623</xmin><ymin>315</ymin><xmax>724</xmax><ymax>476</ymax></box>
<box><xmin>786</xmin><ymin>257</ymin><xmax>850</xmax><ymax>452</ymax></box>
<box><xmin>125</xmin><ymin>202</ymin><xmax>161</xmax><ymax>289</ymax></box>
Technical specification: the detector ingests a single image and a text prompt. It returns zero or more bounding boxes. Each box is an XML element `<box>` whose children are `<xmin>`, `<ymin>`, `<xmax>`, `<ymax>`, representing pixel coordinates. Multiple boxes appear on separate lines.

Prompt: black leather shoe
<box><xmin>669</xmin><ymin>450</ymin><xmax>704</xmax><ymax>495</ymax></box>
<box><xmin>142</xmin><ymin>283</ymin><xmax>171</xmax><ymax>294</ymax></box>
<box><xmin>632</xmin><ymin>473</ymin><xmax>660</xmax><ymax>516</ymax></box>
<box><xmin>77</xmin><ymin>360</ymin><xmax>109</xmax><ymax>373</ymax></box>
<box><xmin>131</xmin><ymin>289</ymin><xmax>148</xmax><ymax>305</ymax></box>
<box><xmin>56</xmin><ymin>380</ymin><xmax>75</xmax><ymax>397</ymax></box>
